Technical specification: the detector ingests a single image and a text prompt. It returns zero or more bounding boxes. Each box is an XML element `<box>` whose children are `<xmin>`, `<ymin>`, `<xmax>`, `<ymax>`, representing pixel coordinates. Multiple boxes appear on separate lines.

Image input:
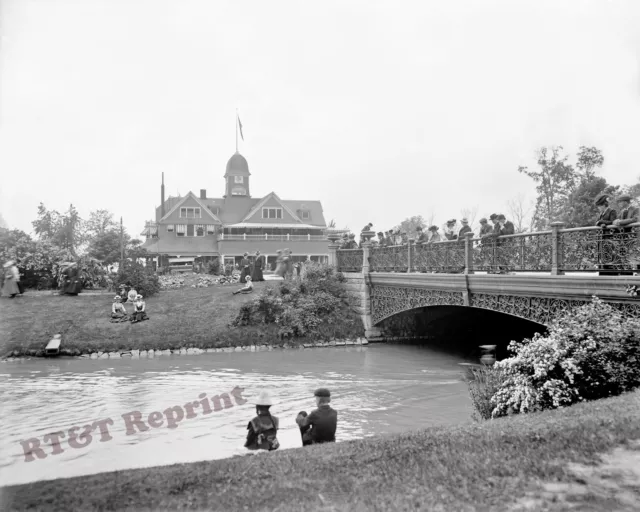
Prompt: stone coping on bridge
<box><xmin>367</xmin><ymin>272</ymin><xmax>640</xmax><ymax>302</ymax></box>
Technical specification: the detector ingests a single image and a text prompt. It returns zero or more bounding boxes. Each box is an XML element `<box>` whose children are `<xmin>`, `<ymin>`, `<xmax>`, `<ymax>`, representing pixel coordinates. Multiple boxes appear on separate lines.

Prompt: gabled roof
<box><xmin>240</xmin><ymin>192</ymin><xmax>302</xmax><ymax>223</ymax></box>
<box><xmin>160</xmin><ymin>191</ymin><xmax>222</xmax><ymax>223</ymax></box>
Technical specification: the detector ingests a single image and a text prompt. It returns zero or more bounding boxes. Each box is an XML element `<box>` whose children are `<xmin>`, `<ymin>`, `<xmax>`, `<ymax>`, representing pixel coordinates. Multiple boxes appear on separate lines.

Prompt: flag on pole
<box><xmin>237</xmin><ymin>114</ymin><xmax>244</xmax><ymax>141</ymax></box>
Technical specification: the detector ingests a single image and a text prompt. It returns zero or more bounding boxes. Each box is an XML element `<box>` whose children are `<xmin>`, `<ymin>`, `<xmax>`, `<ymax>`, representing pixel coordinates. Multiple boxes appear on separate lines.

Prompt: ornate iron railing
<box><xmin>333</xmin><ymin>222</ymin><xmax>640</xmax><ymax>275</ymax></box>
<box><xmin>369</xmin><ymin>245</ymin><xmax>408</xmax><ymax>272</ymax></box>
<box><xmin>413</xmin><ymin>241</ymin><xmax>465</xmax><ymax>273</ymax></box>
<box><xmin>471</xmin><ymin>231</ymin><xmax>553</xmax><ymax>272</ymax></box>
<box><xmin>560</xmin><ymin>226</ymin><xmax>640</xmax><ymax>272</ymax></box>
<box><xmin>336</xmin><ymin>249</ymin><xmax>364</xmax><ymax>272</ymax></box>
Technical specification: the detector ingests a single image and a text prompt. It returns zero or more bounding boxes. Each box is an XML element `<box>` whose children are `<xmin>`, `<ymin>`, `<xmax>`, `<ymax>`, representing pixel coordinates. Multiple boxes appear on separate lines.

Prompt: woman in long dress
<box><xmin>282</xmin><ymin>249</ymin><xmax>293</xmax><ymax>280</ymax></box>
<box><xmin>239</xmin><ymin>253</ymin><xmax>251</xmax><ymax>283</ymax></box>
<box><xmin>2</xmin><ymin>261</ymin><xmax>21</xmax><ymax>298</ymax></box>
<box><xmin>251</xmin><ymin>251</ymin><xmax>264</xmax><ymax>282</ymax></box>
<box><xmin>61</xmin><ymin>262</ymin><xmax>83</xmax><ymax>295</ymax></box>
<box><xmin>274</xmin><ymin>250</ymin><xmax>285</xmax><ymax>277</ymax></box>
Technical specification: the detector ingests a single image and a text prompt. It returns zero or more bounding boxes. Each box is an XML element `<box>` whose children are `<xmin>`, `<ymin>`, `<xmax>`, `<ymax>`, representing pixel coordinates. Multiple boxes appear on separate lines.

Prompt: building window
<box><xmin>180</xmin><ymin>207</ymin><xmax>201</xmax><ymax>218</ymax></box>
<box><xmin>234</xmin><ymin>176</ymin><xmax>244</xmax><ymax>183</ymax></box>
<box><xmin>231</xmin><ymin>187</ymin><xmax>246</xmax><ymax>196</ymax></box>
<box><xmin>300</xmin><ymin>210</ymin><xmax>310</xmax><ymax>220</ymax></box>
<box><xmin>175</xmin><ymin>224</ymin><xmax>205</xmax><ymax>237</ymax></box>
<box><xmin>262</xmin><ymin>207</ymin><xmax>283</xmax><ymax>219</ymax></box>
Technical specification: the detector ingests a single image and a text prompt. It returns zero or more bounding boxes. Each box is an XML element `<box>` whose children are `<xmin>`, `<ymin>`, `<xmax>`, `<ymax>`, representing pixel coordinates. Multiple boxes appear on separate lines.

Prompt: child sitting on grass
<box><xmin>110</xmin><ymin>295</ymin><xmax>129</xmax><ymax>323</ymax></box>
<box><xmin>131</xmin><ymin>294</ymin><xmax>149</xmax><ymax>323</ymax></box>
<box><xmin>232</xmin><ymin>276</ymin><xmax>253</xmax><ymax>295</ymax></box>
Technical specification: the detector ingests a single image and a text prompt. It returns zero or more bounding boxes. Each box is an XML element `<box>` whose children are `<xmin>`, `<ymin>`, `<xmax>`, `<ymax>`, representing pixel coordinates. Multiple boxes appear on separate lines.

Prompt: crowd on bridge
<box><xmin>337</xmin><ymin>193</ymin><xmax>639</xmax><ymax>251</ymax></box>
<box><xmin>338</xmin><ymin>215</ymin><xmax>516</xmax><ymax>249</ymax></box>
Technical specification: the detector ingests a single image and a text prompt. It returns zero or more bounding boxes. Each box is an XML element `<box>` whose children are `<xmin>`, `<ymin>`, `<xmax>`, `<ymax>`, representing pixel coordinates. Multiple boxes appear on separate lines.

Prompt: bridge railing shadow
<box><xmin>334</xmin><ymin>223</ymin><xmax>640</xmax><ymax>275</ymax></box>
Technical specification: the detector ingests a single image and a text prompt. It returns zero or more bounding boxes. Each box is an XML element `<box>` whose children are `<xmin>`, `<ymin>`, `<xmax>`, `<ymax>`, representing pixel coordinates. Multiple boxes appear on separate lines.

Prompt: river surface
<box><xmin>0</xmin><ymin>344</ymin><xmax>472</xmax><ymax>486</ymax></box>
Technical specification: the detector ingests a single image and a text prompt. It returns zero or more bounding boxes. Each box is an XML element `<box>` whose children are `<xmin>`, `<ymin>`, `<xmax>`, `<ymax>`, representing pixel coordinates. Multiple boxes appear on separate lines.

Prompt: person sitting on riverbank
<box><xmin>233</xmin><ymin>276</ymin><xmax>253</xmax><ymax>295</ymax></box>
<box><xmin>110</xmin><ymin>296</ymin><xmax>129</xmax><ymax>323</ymax></box>
<box><xmin>131</xmin><ymin>294</ymin><xmax>149</xmax><ymax>323</ymax></box>
<box><xmin>244</xmin><ymin>391</ymin><xmax>280</xmax><ymax>452</ymax></box>
<box><xmin>296</xmin><ymin>388</ymin><xmax>338</xmax><ymax>446</ymax></box>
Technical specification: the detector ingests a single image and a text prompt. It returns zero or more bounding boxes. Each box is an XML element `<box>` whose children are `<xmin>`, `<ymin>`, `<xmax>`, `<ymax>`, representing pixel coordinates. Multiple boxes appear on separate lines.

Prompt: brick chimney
<box><xmin>200</xmin><ymin>189</ymin><xmax>206</xmax><ymax>199</ymax></box>
<box><xmin>161</xmin><ymin>172</ymin><xmax>165</xmax><ymax>218</ymax></box>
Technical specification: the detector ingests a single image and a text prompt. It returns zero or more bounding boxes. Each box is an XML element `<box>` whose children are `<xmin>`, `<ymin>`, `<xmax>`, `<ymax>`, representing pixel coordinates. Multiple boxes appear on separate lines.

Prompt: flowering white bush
<box><xmin>489</xmin><ymin>297</ymin><xmax>640</xmax><ymax>418</ymax></box>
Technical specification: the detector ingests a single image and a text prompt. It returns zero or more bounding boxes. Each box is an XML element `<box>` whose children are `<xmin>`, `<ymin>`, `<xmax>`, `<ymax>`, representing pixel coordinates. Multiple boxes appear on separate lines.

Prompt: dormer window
<box><xmin>300</xmin><ymin>210</ymin><xmax>310</xmax><ymax>220</ymax></box>
<box><xmin>262</xmin><ymin>207</ymin><xmax>283</xmax><ymax>219</ymax></box>
<box><xmin>234</xmin><ymin>176</ymin><xmax>244</xmax><ymax>183</ymax></box>
<box><xmin>180</xmin><ymin>207</ymin><xmax>201</xmax><ymax>218</ymax></box>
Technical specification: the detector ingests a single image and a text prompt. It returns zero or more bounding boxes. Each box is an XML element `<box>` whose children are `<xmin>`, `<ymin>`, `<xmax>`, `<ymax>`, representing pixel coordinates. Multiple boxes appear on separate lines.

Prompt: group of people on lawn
<box><xmin>110</xmin><ymin>283</ymin><xmax>148</xmax><ymax>323</ymax></box>
<box><xmin>233</xmin><ymin>248</ymin><xmax>305</xmax><ymax>296</ymax></box>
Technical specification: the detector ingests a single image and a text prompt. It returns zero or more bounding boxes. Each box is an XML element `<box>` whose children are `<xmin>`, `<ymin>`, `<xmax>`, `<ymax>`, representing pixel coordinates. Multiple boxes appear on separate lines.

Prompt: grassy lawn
<box><xmin>0</xmin><ymin>281</ymin><xmax>364</xmax><ymax>357</ymax></box>
<box><xmin>2</xmin><ymin>390</ymin><xmax>638</xmax><ymax>511</ymax></box>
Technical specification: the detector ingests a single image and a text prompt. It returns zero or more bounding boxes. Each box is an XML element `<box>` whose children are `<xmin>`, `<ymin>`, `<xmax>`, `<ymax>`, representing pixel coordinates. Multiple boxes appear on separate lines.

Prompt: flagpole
<box><xmin>235</xmin><ymin>109</ymin><xmax>238</xmax><ymax>153</ymax></box>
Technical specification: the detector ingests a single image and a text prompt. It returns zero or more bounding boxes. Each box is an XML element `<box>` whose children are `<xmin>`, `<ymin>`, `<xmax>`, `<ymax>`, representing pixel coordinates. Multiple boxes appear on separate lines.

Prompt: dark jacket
<box><xmin>245</xmin><ymin>414</ymin><xmax>280</xmax><ymax>451</ymax></box>
<box><xmin>499</xmin><ymin>221</ymin><xmax>515</xmax><ymax>236</ymax></box>
<box><xmin>618</xmin><ymin>206</ymin><xmax>639</xmax><ymax>228</ymax></box>
<box><xmin>596</xmin><ymin>207</ymin><xmax>617</xmax><ymax>227</ymax></box>
<box><xmin>458</xmin><ymin>225</ymin><xmax>472</xmax><ymax>238</ymax></box>
<box><xmin>298</xmin><ymin>404</ymin><xmax>338</xmax><ymax>444</ymax></box>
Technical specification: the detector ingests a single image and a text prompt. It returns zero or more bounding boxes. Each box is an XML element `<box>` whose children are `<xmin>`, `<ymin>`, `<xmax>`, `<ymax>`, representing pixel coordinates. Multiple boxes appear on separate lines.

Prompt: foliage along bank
<box><xmin>467</xmin><ymin>296</ymin><xmax>640</xmax><ymax>420</ymax></box>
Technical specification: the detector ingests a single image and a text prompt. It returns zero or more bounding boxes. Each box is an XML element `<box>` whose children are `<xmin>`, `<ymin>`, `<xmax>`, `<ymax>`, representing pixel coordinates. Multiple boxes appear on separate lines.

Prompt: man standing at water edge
<box><xmin>296</xmin><ymin>388</ymin><xmax>338</xmax><ymax>446</ymax></box>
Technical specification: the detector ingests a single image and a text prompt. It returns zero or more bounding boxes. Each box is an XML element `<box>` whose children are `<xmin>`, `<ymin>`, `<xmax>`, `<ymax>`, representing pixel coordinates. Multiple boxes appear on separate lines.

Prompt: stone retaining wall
<box><xmin>341</xmin><ymin>272</ymin><xmax>367</xmax><ymax>316</ymax></box>
<box><xmin>1</xmin><ymin>338</ymin><xmax>371</xmax><ymax>361</ymax></box>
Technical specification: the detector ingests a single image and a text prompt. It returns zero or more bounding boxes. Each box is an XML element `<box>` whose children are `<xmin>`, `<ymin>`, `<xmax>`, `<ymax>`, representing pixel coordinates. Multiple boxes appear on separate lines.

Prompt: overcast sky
<box><xmin>1</xmin><ymin>0</ymin><xmax>639</xmax><ymax>237</ymax></box>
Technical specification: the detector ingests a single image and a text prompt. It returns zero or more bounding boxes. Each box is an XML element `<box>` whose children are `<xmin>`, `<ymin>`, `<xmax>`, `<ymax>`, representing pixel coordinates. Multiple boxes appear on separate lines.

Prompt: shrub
<box><xmin>232</xmin><ymin>262</ymin><xmax>356</xmax><ymax>339</ymax></box>
<box><xmin>115</xmin><ymin>261</ymin><xmax>160</xmax><ymax>298</ymax></box>
<box><xmin>489</xmin><ymin>297</ymin><xmax>640</xmax><ymax>418</ymax></box>
<box><xmin>207</xmin><ymin>259</ymin><xmax>221</xmax><ymax>275</ymax></box>
<box><xmin>464</xmin><ymin>365</ymin><xmax>506</xmax><ymax>421</ymax></box>
<box><xmin>224</xmin><ymin>264</ymin><xmax>234</xmax><ymax>277</ymax></box>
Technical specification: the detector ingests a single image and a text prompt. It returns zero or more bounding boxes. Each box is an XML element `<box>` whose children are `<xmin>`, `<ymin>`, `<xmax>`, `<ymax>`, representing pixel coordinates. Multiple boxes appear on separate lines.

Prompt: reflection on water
<box><xmin>0</xmin><ymin>344</ymin><xmax>472</xmax><ymax>486</ymax></box>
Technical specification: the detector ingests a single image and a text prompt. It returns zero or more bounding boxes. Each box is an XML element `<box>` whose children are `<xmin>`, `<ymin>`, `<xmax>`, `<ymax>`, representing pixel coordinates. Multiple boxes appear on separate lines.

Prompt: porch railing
<box><xmin>218</xmin><ymin>234</ymin><xmax>327</xmax><ymax>242</ymax></box>
<box><xmin>333</xmin><ymin>223</ymin><xmax>640</xmax><ymax>274</ymax></box>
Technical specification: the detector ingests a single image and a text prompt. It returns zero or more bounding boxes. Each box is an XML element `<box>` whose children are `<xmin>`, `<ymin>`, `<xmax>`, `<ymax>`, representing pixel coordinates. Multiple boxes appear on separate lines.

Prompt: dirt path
<box><xmin>512</xmin><ymin>440</ymin><xmax>640</xmax><ymax>511</ymax></box>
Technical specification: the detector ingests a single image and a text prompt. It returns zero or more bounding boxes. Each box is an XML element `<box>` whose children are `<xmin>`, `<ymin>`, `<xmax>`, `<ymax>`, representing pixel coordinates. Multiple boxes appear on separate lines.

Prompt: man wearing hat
<box><xmin>594</xmin><ymin>195</ymin><xmax>618</xmax><ymax>275</ymax></box>
<box><xmin>479</xmin><ymin>218</ymin><xmax>493</xmax><ymax>237</ymax></box>
<box><xmin>611</xmin><ymin>195</ymin><xmax>638</xmax><ymax>232</ymax></box>
<box><xmin>611</xmin><ymin>194</ymin><xmax>639</xmax><ymax>275</ymax></box>
<box><xmin>245</xmin><ymin>391</ymin><xmax>280</xmax><ymax>451</ymax></box>
<box><xmin>295</xmin><ymin>388</ymin><xmax>338</xmax><ymax>446</ymax></box>
<box><xmin>344</xmin><ymin>234</ymin><xmax>358</xmax><ymax>249</ymax></box>
<box><xmin>458</xmin><ymin>218</ymin><xmax>472</xmax><ymax>239</ymax></box>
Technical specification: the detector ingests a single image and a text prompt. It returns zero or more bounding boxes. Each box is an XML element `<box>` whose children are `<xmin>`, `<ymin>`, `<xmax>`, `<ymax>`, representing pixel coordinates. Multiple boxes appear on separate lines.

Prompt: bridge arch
<box><xmin>375</xmin><ymin>304</ymin><xmax>547</xmax><ymax>359</ymax></box>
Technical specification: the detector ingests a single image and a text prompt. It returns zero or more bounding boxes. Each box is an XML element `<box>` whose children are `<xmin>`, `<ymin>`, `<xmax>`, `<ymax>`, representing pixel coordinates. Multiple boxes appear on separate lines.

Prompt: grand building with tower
<box><xmin>140</xmin><ymin>151</ymin><xmax>329</xmax><ymax>271</ymax></box>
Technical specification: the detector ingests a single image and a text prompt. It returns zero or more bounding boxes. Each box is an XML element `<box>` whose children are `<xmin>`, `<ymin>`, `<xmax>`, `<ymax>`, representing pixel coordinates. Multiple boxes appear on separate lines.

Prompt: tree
<box><xmin>506</xmin><ymin>194</ymin><xmax>535</xmax><ymax>233</ymax></box>
<box><xmin>519</xmin><ymin>147</ymin><xmax>578</xmax><ymax>230</ymax></box>
<box><xmin>85</xmin><ymin>209</ymin><xmax>117</xmax><ymax>238</ymax></box>
<box><xmin>576</xmin><ymin>146</ymin><xmax>604</xmax><ymax>182</ymax></box>
<box><xmin>87</xmin><ymin>229</ymin><xmax>126</xmax><ymax>264</ymax></box>
<box><xmin>393</xmin><ymin>215</ymin><xmax>427</xmax><ymax>239</ymax></box>
<box><xmin>32</xmin><ymin>203</ymin><xmax>86</xmax><ymax>256</ymax></box>
<box><xmin>0</xmin><ymin>213</ymin><xmax>8</xmax><ymax>229</ymax></box>
<box><xmin>563</xmin><ymin>177</ymin><xmax>619</xmax><ymax>228</ymax></box>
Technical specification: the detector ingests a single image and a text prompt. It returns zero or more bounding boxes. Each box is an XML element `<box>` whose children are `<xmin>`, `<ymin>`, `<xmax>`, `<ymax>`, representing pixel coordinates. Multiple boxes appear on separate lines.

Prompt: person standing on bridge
<box><xmin>458</xmin><ymin>218</ymin><xmax>472</xmax><ymax>239</ymax></box>
<box><xmin>595</xmin><ymin>195</ymin><xmax>618</xmax><ymax>276</ymax></box>
<box><xmin>296</xmin><ymin>388</ymin><xmax>338</xmax><ymax>446</ymax></box>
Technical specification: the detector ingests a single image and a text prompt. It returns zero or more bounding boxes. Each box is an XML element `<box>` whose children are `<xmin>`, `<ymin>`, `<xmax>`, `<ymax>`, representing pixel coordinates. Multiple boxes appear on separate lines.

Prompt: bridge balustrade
<box><xmin>333</xmin><ymin>223</ymin><xmax>640</xmax><ymax>274</ymax></box>
<box><xmin>336</xmin><ymin>248</ymin><xmax>364</xmax><ymax>272</ymax></box>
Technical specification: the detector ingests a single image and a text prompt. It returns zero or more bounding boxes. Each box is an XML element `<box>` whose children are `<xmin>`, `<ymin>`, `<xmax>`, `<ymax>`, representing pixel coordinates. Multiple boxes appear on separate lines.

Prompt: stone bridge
<box><xmin>329</xmin><ymin>224</ymin><xmax>640</xmax><ymax>338</ymax></box>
